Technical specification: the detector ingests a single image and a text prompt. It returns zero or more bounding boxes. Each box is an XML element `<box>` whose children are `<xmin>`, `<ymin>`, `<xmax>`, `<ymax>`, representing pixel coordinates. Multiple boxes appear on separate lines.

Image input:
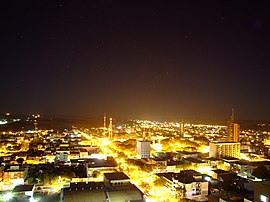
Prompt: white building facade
<box><xmin>137</xmin><ymin>140</ymin><xmax>151</xmax><ymax>159</ymax></box>
<box><xmin>209</xmin><ymin>142</ymin><xmax>240</xmax><ymax>158</ymax></box>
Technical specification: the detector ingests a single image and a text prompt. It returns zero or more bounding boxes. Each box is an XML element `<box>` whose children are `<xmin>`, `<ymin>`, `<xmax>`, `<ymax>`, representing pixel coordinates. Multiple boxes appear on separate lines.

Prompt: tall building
<box><xmin>137</xmin><ymin>140</ymin><xmax>151</xmax><ymax>159</ymax></box>
<box><xmin>108</xmin><ymin>118</ymin><xmax>113</xmax><ymax>139</ymax></box>
<box><xmin>227</xmin><ymin>109</ymin><xmax>240</xmax><ymax>142</ymax></box>
<box><xmin>180</xmin><ymin>121</ymin><xmax>184</xmax><ymax>137</ymax></box>
<box><xmin>209</xmin><ymin>142</ymin><xmax>240</xmax><ymax>158</ymax></box>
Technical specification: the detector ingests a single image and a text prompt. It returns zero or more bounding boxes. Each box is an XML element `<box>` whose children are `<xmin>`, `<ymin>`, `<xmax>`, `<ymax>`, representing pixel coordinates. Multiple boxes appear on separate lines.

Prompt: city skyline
<box><xmin>1</xmin><ymin>1</ymin><xmax>270</xmax><ymax>121</ymax></box>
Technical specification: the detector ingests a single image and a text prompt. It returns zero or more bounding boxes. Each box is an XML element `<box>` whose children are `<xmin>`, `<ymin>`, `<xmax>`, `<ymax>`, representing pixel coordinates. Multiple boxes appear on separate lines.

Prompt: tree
<box><xmin>0</xmin><ymin>157</ymin><xmax>4</xmax><ymax>162</ymax></box>
<box><xmin>42</xmin><ymin>173</ymin><xmax>57</xmax><ymax>185</ymax></box>
<box><xmin>176</xmin><ymin>185</ymin><xmax>187</xmax><ymax>202</ymax></box>
<box><xmin>92</xmin><ymin>170</ymin><xmax>101</xmax><ymax>178</ymax></box>
<box><xmin>252</xmin><ymin>165</ymin><xmax>270</xmax><ymax>180</ymax></box>
<box><xmin>153</xmin><ymin>177</ymin><xmax>166</xmax><ymax>187</ymax></box>
<box><xmin>139</xmin><ymin>181</ymin><xmax>151</xmax><ymax>192</ymax></box>
<box><xmin>36</xmin><ymin>173</ymin><xmax>43</xmax><ymax>185</ymax></box>
<box><xmin>16</xmin><ymin>158</ymin><xmax>24</xmax><ymax>165</ymax></box>
<box><xmin>26</xmin><ymin>177</ymin><xmax>34</xmax><ymax>184</ymax></box>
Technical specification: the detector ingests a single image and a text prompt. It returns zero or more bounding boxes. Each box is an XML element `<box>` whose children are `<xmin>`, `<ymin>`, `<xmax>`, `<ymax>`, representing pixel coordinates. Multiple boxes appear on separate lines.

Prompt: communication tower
<box><xmin>34</xmin><ymin>121</ymin><xmax>38</xmax><ymax>131</ymax></box>
<box><xmin>108</xmin><ymin>118</ymin><xmax>113</xmax><ymax>138</ymax></box>
<box><xmin>103</xmin><ymin>113</ymin><xmax>107</xmax><ymax>130</ymax></box>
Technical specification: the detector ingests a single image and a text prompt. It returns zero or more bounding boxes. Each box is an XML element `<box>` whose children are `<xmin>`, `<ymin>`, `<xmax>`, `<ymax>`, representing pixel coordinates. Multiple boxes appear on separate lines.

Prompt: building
<box><xmin>55</xmin><ymin>149</ymin><xmax>70</xmax><ymax>163</ymax></box>
<box><xmin>227</xmin><ymin>109</ymin><xmax>240</xmax><ymax>142</ymax></box>
<box><xmin>70</xmin><ymin>151</ymin><xmax>80</xmax><ymax>159</ymax></box>
<box><xmin>60</xmin><ymin>172</ymin><xmax>144</xmax><ymax>202</ymax></box>
<box><xmin>151</xmin><ymin>158</ymin><xmax>167</xmax><ymax>173</ymax></box>
<box><xmin>45</xmin><ymin>153</ymin><xmax>55</xmax><ymax>163</ymax></box>
<box><xmin>209</xmin><ymin>142</ymin><xmax>240</xmax><ymax>158</ymax></box>
<box><xmin>104</xmin><ymin>172</ymin><xmax>144</xmax><ymax>202</ymax></box>
<box><xmin>173</xmin><ymin>151</ymin><xmax>200</xmax><ymax>161</ymax></box>
<box><xmin>254</xmin><ymin>181</ymin><xmax>270</xmax><ymax>202</ymax></box>
<box><xmin>227</xmin><ymin>123</ymin><xmax>240</xmax><ymax>142</ymax></box>
<box><xmin>137</xmin><ymin>140</ymin><xmax>151</xmax><ymax>159</ymax></box>
<box><xmin>79</xmin><ymin>149</ymin><xmax>88</xmax><ymax>158</ymax></box>
<box><xmin>12</xmin><ymin>184</ymin><xmax>35</xmax><ymax>201</ymax></box>
<box><xmin>104</xmin><ymin>172</ymin><xmax>131</xmax><ymax>189</ymax></box>
<box><xmin>209</xmin><ymin>169</ymin><xmax>230</xmax><ymax>180</ymax></box>
<box><xmin>87</xmin><ymin>158</ymin><xmax>118</xmax><ymax>178</ymax></box>
<box><xmin>26</xmin><ymin>156</ymin><xmax>46</xmax><ymax>164</ymax></box>
<box><xmin>70</xmin><ymin>157</ymin><xmax>117</xmax><ymax>178</ymax></box>
<box><xmin>156</xmin><ymin>170</ymin><xmax>208</xmax><ymax>201</ymax></box>
<box><xmin>2</xmin><ymin>166</ymin><xmax>28</xmax><ymax>190</ymax></box>
<box><xmin>230</xmin><ymin>160</ymin><xmax>270</xmax><ymax>179</ymax></box>
<box><xmin>60</xmin><ymin>182</ymin><xmax>106</xmax><ymax>202</ymax></box>
<box><xmin>183</xmin><ymin>157</ymin><xmax>208</xmax><ymax>168</ymax></box>
<box><xmin>207</xmin><ymin>191</ymin><xmax>244</xmax><ymax>202</ymax></box>
<box><xmin>264</xmin><ymin>138</ymin><xmax>270</xmax><ymax>146</ymax></box>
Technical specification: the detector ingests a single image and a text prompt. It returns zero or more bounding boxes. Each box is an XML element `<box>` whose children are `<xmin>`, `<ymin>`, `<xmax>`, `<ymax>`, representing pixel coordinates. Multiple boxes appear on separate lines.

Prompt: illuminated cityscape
<box><xmin>1</xmin><ymin>1</ymin><xmax>270</xmax><ymax>202</ymax></box>
<box><xmin>0</xmin><ymin>112</ymin><xmax>270</xmax><ymax>201</ymax></box>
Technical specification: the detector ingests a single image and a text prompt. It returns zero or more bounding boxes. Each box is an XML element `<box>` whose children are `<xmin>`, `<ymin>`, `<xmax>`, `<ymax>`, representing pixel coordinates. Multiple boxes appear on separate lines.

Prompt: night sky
<box><xmin>1</xmin><ymin>1</ymin><xmax>270</xmax><ymax>121</ymax></box>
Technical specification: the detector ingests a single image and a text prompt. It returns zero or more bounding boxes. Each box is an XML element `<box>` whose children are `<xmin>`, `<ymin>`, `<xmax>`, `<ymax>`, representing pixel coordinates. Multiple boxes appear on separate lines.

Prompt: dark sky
<box><xmin>1</xmin><ymin>0</ymin><xmax>270</xmax><ymax>121</ymax></box>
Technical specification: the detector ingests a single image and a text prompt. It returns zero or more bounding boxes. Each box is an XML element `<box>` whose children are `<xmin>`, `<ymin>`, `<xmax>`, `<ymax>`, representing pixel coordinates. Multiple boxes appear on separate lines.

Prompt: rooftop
<box><xmin>5</xmin><ymin>169</ymin><xmax>25</xmax><ymax>172</ymax></box>
<box><xmin>184</xmin><ymin>157</ymin><xmax>205</xmax><ymax>163</ymax></box>
<box><xmin>234</xmin><ymin>160</ymin><xmax>270</xmax><ymax>166</ymax></box>
<box><xmin>104</xmin><ymin>172</ymin><xmax>130</xmax><ymax>181</ymax></box>
<box><xmin>212</xmin><ymin>169</ymin><xmax>230</xmax><ymax>174</ymax></box>
<box><xmin>207</xmin><ymin>191</ymin><xmax>243</xmax><ymax>202</ymax></box>
<box><xmin>68</xmin><ymin>182</ymin><xmax>104</xmax><ymax>190</ymax></box>
<box><xmin>211</xmin><ymin>142</ymin><xmax>240</xmax><ymax>145</ymax></box>
<box><xmin>13</xmin><ymin>185</ymin><xmax>34</xmax><ymax>192</ymax></box>
<box><xmin>62</xmin><ymin>183</ymin><xmax>106</xmax><ymax>201</ymax></box>
<box><xmin>138</xmin><ymin>139</ymin><xmax>151</xmax><ymax>142</ymax></box>
<box><xmin>79</xmin><ymin>148</ymin><xmax>88</xmax><ymax>152</ymax></box>
<box><xmin>156</xmin><ymin>170</ymin><xmax>205</xmax><ymax>183</ymax></box>
<box><xmin>71</xmin><ymin>158</ymin><xmax>117</xmax><ymax>168</ymax></box>
<box><xmin>106</xmin><ymin>185</ymin><xmax>143</xmax><ymax>202</ymax></box>
<box><xmin>177</xmin><ymin>151</ymin><xmax>199</xmax><ymax>155</ymax></box>
<box><xmin>221</xmin><ymin>157</ymin><xmax>239</xmax><ymax>161</ymax></box>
